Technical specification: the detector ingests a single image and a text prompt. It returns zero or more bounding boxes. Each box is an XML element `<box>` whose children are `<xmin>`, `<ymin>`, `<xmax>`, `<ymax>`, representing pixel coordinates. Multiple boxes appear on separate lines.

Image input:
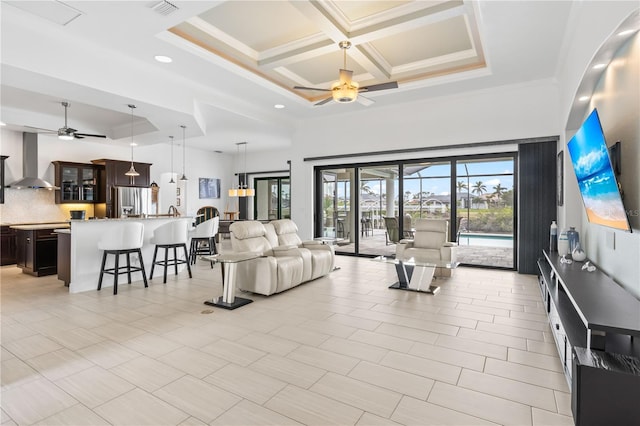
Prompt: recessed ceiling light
<box><xmin>154</xmin><ymin>55</ymin><xmax>173</xmax><ymax>63</ymax></box>
<box><xmin>274</xmin><ymin>104</ymin><xmax>285</xmax><ymax>109</ymax></box>
<box><xmin>592</xmin><ymin>63</ymin><xmax>607</xmax><ymax>69</ymax></box>
<box><xmin>0</xmin><ymin>121</ymin><xmax>6</xmax><ymax>126</ymax></box>
<box><xmin>578</xmin><ymin>96</ymin><xmax>590</xmax><ymax>102</ymax></box>
<box><xmin>617</xmin><ymin>29</ymin><xmax>635</xmax><ymax>36</ymax></box>
<box><xmin>130</xmin><ymin>142</ymin><xmax>138</xmax><ymax>147</ymax></box>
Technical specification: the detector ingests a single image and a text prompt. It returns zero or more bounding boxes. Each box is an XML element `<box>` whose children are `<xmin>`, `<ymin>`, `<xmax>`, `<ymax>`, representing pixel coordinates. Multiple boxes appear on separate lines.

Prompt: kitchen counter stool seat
<box><xmin>150</xmin><ymin>220</ymin><xmax>192</xmax><ymax>283</ymax></box>
<box><xmin>189</xmin><ymin>217</ymin><xmax>219</xmax><ymax>267</ymax></box>
<box><xmin>98</xmin><ymin>222</ymin><xmax>148</xmax><ymax>295</ymax></box>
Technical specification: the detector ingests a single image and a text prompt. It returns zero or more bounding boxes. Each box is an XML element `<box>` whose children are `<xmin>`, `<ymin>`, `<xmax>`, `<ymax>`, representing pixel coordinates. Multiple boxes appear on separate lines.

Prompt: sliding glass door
<box><xmin>358</xmin><ymin>165</ymin><xmax>399</xmax><ymax>256</ymax></box>
<box><xmin>314</xmin><ymin>154</ymin><xmax>516</xmax><ymax>268</ymax></box>
<box><xmin>455</xmin><ymin>157</ymin><xmax>515</xmax><ymax>268</ymax></box>
<box><xmin>254</xmin><ymin>177</ymin><xmax>290</xmax><ymax>220</ymax></box>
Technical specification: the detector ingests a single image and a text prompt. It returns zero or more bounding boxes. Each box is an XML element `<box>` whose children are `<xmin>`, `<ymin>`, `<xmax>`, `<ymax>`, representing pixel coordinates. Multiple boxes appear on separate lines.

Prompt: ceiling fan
<box><xmin>26</xmin><ymin>101</ymin><xmax>107</xmax><ymax>140</ymax></box>
<box><xmin>294</xmin><ymin>41</ymin><xmax>399</xmax><ymax>106</ymax></box>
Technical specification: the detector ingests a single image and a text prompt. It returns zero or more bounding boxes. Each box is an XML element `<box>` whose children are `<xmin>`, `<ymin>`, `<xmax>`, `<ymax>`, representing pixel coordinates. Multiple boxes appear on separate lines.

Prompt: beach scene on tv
<box><xmin>567</xmin><ymin>109</ymin><xmax>630</xmax><ymax>231</ymax></box>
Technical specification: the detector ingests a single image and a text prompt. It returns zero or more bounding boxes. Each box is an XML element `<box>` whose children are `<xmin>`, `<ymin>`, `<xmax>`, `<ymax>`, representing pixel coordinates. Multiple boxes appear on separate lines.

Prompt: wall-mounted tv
<box><xmin>567</xmin><ymin>108</ymin><xmax>631</xmax><ymax>232</ymax></box>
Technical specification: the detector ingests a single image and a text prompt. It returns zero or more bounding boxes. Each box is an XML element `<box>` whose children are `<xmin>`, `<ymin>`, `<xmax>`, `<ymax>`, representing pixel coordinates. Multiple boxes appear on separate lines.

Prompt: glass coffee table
<box><xmin>374</xmin><ymin>256</ymin><xmax>458</xmax><ymax>295</ymax></box>
<box><xmin>203</xmin><ymin>252</ymin><xmax>258</xmax><ymax>309</ymax></box>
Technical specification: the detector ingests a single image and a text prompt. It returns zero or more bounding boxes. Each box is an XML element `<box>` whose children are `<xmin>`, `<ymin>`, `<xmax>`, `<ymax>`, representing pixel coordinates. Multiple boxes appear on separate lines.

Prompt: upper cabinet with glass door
<box><xmin>52</xmin><ymin>161</ymin><xmax>101</xmax><ymax>204</ymax></box>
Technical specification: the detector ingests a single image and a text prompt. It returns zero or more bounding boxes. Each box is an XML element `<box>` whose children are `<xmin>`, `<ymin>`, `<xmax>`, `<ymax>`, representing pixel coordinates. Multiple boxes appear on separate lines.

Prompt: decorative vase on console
<box><xmin>558</xmin><ymin>230</ymin><xmax>570</xmax><ymax>256</ymax></box>
<box><xmin>567</xmin><ymin>227</ymin><xmax>580</xmax><ymax>254</ymax></box>
<box><xmin>572</xmin><ymin>242</ymin><xmax>587</xmax><ymax>262</ymax></box>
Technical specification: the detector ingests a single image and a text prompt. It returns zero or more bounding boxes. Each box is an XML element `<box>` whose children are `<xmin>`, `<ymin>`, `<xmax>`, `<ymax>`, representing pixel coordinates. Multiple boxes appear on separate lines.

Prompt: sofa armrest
<box><xmin>440</xmin><ymin>244</ymin><xmax>458</xmax><ymax>263</ymax></box>
<box><xmin>396</xmin><ymin>239</ymin><xmax>414</xmax><ymax>259</ymax></box>
<box><xmin>271</xmin><ymin>245</ymin><xmax>305</xmax><ymax>257</ymax></box>
<box><xmin>301</xmin><ymin>240</ymin><xmax>323</xmax><ymax>246</ymax></box>
<box><xmin>302</xmin><ymin>242</ymin><xmax>334</xmax><ymax>253</ymax></box>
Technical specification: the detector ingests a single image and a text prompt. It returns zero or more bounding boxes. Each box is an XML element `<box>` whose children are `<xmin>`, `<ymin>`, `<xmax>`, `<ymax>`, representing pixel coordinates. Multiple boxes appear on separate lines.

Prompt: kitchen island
<box><xmin>64</xmin><ymin>217</ymin><xmax>192</xmax><ymax>293</ymax></box>
<box><xmin>10</xmin><ymin>223</ymin><xmax>70</xmax><ymax>276</ymax></box>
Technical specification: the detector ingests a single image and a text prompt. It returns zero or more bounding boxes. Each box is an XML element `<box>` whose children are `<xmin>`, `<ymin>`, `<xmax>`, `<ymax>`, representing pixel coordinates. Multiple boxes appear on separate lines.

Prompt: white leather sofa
<box><xmin>271</xmin><ymin>219</ymin><xmax>335</xmax><ymax>279</ymax></box>
<box><xmin>229</xmin><ymin>220</ymin><xmax>334</xmax><ymax>296</ymax></box>
<box><xmin>396</xmin><ymin>219</ymin><xmax>457</xmax><ymax>277</ymax></box>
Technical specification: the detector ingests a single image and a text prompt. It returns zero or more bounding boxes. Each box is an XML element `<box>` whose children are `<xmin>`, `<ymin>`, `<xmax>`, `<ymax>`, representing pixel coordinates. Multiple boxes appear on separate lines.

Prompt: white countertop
<box><xmin>10</xmin><ymin>223</ymin><xmax>70</xmax><ymax>230</ymax></box>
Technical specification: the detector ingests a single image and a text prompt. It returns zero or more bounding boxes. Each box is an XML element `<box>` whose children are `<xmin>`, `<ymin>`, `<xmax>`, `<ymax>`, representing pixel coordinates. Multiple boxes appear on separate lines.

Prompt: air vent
<box><xmin>150</xmin><ymin>0</ymin><xmax>178</xmax><ymax>16</ymax></box>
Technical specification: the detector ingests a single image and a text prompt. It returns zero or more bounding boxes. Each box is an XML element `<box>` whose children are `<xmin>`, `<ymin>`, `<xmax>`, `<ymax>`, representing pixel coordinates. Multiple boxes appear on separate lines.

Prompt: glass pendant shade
<box><xmin>179</xmin><ymin>125</ymin><xmax>188</xmax><ymax>181</ymax></box>
<box><xmin>125</xmin><ymin>104</ymin><xmax>139</xmax><ymax>177</ymax></box>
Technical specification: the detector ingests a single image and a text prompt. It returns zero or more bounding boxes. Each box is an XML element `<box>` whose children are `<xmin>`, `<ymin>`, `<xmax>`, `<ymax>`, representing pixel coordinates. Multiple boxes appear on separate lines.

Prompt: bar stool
<box><xmin>189</xmin><ymin>217</ymin><xmax>219</xmax><ymax>267</ymax></box>
<box><xmin>98</xmin><ymin>222</ymin><xmax>148</xmax><ymax>295</ymax></box>
<box><xmin>150</xmin><ymin>220</ymin><xmax>192</xmax><ymax>283</ymax></box>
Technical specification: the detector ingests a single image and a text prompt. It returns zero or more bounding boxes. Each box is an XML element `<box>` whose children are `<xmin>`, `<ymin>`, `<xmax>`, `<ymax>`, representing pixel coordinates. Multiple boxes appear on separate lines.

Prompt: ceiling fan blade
<box><xmin>74</xmin><ymin>135</ymin><xmax>85</xmax><ymax>139</ymax></box>
<box><xmin>359</xmin><ymin>81</ymin><xmax>399</xmax><ymax>92</ymax></box>
<box><xmin>24</xmin><ymin>125</ymin><xmax>56</xmax><ymax>133</ymax></box>
<box><xmin>294</xmin><ymin>86</ymin><xmax>331</xmax><ymax>92</ymax></box>
<box><xmin>65</xmin><ymin>127</ymin><xmax>78</xmax><ymax>134</ymax></box>
<box><xmin>339</xmin><ymin>69</ymin><xmax>353</xmax><ymax>84</ymax></box>
<box><xmin>314</xmin><ymin>97</ymin><xmax>333</xmax><ymax>106</ymax></box>
<box><xmin>74</xmin><ymin>133</ymin><xmax>107</xmax><ymax>139</ymax></box>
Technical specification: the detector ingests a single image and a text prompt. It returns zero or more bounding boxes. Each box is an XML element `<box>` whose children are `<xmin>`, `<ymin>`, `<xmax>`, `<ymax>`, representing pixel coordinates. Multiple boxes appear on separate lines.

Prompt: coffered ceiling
<box><xmin>169</xmin><ymin>0</ymin><xmax>485</xmax><ymax>105</ymax></box>
<box><xmin>0</xmin><ymin>1</ymin><xmax>576</xmax><ymax>152</ymax></box>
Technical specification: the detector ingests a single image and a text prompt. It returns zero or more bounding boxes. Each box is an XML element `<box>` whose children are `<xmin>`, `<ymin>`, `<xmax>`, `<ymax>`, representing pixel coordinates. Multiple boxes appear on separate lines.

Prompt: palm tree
<box><xmin>456</xmin><ymin>180</ymin><xmax>468</xmax><ymax>193</ymax></box>
<box><xmin>472</xmin><ymin>181</ymin><xmax>487</xmax><ymax>207</ymax></box>
<box><xmin>492</xmin><ymin>183</ymin><xmax>506</xmax><ymax>207</ymax></box>
<box><xmin>472</xmin><ymin>181</ymin><xmax>487</xmax><ymax>196</ymax></box>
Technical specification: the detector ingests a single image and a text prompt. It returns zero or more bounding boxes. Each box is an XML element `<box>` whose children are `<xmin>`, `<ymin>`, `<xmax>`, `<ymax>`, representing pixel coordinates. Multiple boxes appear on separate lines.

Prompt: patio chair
<box><xmin>403</xmin><ymin>214</ymin><xmax>414</xmax><ymax>238</ymax></box>
<box><xmin>383</xmin><ymin>217</ymin><xmax>400</xmax><ymax>245</ymax></box>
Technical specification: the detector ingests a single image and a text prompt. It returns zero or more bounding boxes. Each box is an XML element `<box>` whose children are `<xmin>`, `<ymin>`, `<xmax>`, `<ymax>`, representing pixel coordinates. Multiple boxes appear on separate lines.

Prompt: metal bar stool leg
<box><xmin>113</xmin><ymin>253</ymin><xmax>120</xmax><ymax>295</ymax></box>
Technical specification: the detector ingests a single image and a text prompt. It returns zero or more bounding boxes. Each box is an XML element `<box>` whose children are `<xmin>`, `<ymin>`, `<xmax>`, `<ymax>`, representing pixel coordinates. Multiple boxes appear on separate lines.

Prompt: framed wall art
<box><xmin>199</xmin><ymin>178</ymin><xmax>221</xmax><ymax>199</ymax></box>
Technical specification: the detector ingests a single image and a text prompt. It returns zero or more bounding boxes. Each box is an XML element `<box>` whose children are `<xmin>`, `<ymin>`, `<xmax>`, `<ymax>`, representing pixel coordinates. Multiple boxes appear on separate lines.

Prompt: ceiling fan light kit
<box><xmin>332</xmin><ymin>78</ymin><xmax>359</xmax><ymax>103</ymax></box>
<box><xmin>293</xmin><ymin>40</ymin><xmax>398</xmax><ymax>106</ymax></box>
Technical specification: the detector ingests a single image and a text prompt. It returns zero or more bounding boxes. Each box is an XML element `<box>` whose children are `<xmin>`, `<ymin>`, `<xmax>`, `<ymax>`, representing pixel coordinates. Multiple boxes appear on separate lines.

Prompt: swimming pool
<box><xmin>457</xmin><ymin>233</ymin><xmax>514</xmax><ymax>248</ymax></box>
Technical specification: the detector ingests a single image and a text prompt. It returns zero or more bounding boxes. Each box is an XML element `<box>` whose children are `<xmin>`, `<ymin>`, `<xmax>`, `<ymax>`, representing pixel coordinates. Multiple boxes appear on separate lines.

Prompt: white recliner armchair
<box><xmin>396</xmin><ymin>219</ymin><xmax>457</xmax><ymax>277</ymax></box>
<box><xmin>271</xmin><ymin>219</ymin><xmax>335</xmax><ymax>279</ymax></box>
<box><xmin>229</xmin><ymin>221</ymin><xmax>305</xmax><ymax>295</ymax></box>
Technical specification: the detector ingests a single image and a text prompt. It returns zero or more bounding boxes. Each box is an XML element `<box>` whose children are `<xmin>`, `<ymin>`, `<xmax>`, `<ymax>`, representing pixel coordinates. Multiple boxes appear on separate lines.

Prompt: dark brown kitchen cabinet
<box><xmin>91</xmin><ymin>159</ymin><xmax>152</xmax><ymax>218</ymax></box>
<box><xmin>1</xmin><ymin>225</ymin><xmax>17</xmax><ymax>265</ymax></box>
<box><xmin>16</xmin><ymin>228</ymin><xmax>58</xmax><ymax>276</ymax></box>
<box><xmin>52</xmin><ymin>161</ymin><xmax>104</xmax><ymax>204</ymax></box>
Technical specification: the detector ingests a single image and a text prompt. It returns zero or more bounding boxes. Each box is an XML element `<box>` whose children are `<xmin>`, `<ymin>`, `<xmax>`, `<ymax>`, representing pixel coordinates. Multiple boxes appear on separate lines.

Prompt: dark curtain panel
<box><xmin>518</xmin><ymin>141</ymin><xmax>558</xmax><ymax>274</ymax></box>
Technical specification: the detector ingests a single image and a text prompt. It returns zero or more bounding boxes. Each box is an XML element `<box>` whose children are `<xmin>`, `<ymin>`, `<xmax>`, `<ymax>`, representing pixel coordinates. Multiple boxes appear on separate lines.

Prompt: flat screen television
<box><xmin>567</xmin><ymin>108</ymin><xmax>631</xmax><ymax>232</ymax></box>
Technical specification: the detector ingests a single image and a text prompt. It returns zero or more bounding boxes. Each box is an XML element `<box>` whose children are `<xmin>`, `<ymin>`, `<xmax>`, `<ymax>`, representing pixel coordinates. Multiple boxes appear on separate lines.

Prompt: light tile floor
<box><xmin>1</xmin><ymin>254</ymin><xmax>574</xmax><ymax>425</ymax></box>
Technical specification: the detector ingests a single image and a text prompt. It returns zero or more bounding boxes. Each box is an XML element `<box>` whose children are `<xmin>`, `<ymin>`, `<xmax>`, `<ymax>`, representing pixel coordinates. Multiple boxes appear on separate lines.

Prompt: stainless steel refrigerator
<box><xmin>114</xmin><ymin>186</ymin><xmax>152</xmax><ymax>217</ymax></box>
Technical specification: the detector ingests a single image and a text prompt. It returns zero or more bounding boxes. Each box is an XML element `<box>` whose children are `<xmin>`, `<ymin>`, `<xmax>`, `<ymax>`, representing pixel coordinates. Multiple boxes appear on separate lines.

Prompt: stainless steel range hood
<box><xmin>8</xmin><ymin>132</ymin><xmax>58</xmax><ymax>190</ymax></box>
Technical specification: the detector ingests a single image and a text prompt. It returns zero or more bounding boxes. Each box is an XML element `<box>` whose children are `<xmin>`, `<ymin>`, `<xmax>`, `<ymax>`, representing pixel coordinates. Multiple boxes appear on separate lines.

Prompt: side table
<box><xmin>203</xmin><ymin>252</ymin><xmax>257</xmax><ymax>309</ymax></box>
<box><xmin>373</xmin><ymin>256</ymin><xmax>458</xmax><ymax>295</ymax></box>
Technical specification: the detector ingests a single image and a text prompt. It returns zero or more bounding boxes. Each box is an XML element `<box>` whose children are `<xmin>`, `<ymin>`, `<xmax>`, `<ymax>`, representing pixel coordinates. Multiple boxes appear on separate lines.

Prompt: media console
<box><xmin>538</xmin><ymin>251</ymin><xmax>640</xmax><ymax>425</ymax></box>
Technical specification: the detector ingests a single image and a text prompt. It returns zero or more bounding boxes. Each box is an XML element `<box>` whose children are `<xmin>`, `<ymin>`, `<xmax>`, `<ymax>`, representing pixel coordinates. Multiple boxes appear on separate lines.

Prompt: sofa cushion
<box><xmin>264</xmin><ymin>223</ymin><xmax>279</xmax><ymax>248</ymax></box>
<box><xmin>272</xmin><ymin>219</ymin><xmax>303</xmax><ymax>247</ymax></box>
<box><xmin>231</xmin><ymin>221</ymin><xmax>266</xmax><ymax>240</ymax></box>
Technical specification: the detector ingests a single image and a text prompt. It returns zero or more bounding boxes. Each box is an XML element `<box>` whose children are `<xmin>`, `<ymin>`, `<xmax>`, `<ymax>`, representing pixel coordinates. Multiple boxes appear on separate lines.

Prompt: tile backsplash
<box><xmin>0</xmin><ymin>189</ymin><xmax>96</xmax><ymax>224</ymax></box>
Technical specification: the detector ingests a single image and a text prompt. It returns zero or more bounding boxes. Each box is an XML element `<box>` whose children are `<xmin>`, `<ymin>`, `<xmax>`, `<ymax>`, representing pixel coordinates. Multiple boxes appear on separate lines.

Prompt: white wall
<box><xmin>559</xmin><ymin>31</ymin><xmax>639</xmax><ymax>298</ymax></box>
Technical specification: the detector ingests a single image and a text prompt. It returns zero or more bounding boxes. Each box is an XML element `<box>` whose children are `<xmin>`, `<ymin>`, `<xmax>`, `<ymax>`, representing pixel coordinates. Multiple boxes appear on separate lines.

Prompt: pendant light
<box><xmin>230</xmin><ymin>142</ymin><xmax>254</xmax><ymax>198</ymax></box>
<box><xmin>228</xmin><ymin>143</ymin><xmax>239</xmax><ymax>197</ymax></box>
<box><xmin>125</xmin><ymin>104</ymin><xmax>140</xmax><ymax>177</ymax></box>
<box><xmin>179</xmin><ymin>125</ymin><xmax>188</xmax><ymax>181</ymax></box>
<box><xmin>169</xmin><ymin>135</ymin><xmax>175</xmax><ymax>184</ymax></box>
<box><xmin>242</xmin><ymin>142</ymin><xmax>255</xmax><ymax>197</ymax></box>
